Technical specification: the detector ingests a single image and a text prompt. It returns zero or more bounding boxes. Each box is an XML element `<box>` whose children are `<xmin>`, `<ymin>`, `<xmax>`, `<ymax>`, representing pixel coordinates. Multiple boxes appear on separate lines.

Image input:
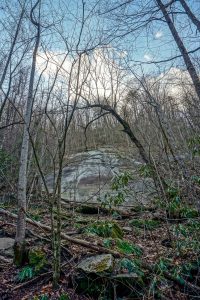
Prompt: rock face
<box><xmin>77</xmin><ymin>254</ymin><xmax>114</xmax><ymax>273</ymax></box>
<box><xmin>45</xmin><ymin>147</ymin><xmax>156</xmax><ymax>205</ymax></box>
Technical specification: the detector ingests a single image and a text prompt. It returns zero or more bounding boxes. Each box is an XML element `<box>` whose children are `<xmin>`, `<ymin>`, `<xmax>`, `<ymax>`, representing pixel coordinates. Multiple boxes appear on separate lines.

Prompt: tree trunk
<box><xmin>156</xmin><ymin>0</ymin><xmax>200</xmax><ymax>102</ymax></box>
<box><xmin>52</xmin><ymin>141</ymin><xmax>62</xmax><ymax>288</ymax></box>
<box><xmin>179</xmin><ymin>0</ymin><xmax>200</xmax><ymax>32</ymax></box>
<box><xmin>14</xmin><ymin>0</ymin><xmax>41</xmax><ymax>266</ymax></box>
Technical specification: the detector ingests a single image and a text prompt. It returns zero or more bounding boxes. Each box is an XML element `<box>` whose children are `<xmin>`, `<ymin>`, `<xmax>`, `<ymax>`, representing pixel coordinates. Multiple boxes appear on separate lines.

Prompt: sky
<box><xmin>32</xmin><ymin>0</ymin><xmax>200</xmax><ymax>103</ymax></box>
<box><xmin>41</xmin><ymin>0</ymin><xmax>200</xmax><ymax>73</ymax></box>
<box><xmin>1</xmin><ymin>0</ymin><xmax>199</xmax><ymax>101</ymax></box>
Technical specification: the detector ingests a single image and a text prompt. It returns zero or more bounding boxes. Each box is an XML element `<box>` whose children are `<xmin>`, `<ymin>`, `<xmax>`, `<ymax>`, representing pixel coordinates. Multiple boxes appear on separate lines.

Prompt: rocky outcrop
<box><xmin>45</xmin><ymin>147</ymin><xmax>156</xmax><ymax>206</ymax></box>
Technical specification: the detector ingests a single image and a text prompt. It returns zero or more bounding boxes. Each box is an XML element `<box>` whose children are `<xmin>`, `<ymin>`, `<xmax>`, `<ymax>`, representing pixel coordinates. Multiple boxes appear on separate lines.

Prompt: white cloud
<box><xmin>143</xmin><ymin>67</ymin><xmax>195</xmax><ymax>107</ymax></box>
<box><xmin>36</xmin><ymin>48</ymin><xmax>128</xmax><ymax>103</ymax></box>
<box><xmin>157</xmin><ymin>67</ymin><xmax>193</xmax><ymax>97</ymax></box>
<box><xmin>155</xmin><ymin>31</ymin><xmax>163</xmax><ymax>39</ymax></box>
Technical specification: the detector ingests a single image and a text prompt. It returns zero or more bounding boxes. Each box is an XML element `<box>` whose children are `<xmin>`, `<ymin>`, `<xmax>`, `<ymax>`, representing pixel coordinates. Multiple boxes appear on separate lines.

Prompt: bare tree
<box><xmin>14</xmin><ymin>0</ymin><xmax>41</xmax><ymax>265</ymax></box>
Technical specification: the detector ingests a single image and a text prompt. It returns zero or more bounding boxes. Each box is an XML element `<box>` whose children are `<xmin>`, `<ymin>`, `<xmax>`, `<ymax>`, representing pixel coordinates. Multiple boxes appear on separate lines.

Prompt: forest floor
<box><xmin>0</xmin><ymin>201</ymin><xmax>200</xmax><ymax>300</ymax></box>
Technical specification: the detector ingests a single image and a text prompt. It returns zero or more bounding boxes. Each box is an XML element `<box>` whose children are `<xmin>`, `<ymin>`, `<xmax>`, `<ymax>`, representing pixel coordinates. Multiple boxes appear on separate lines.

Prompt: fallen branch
<box><xmin>0</xmin><ymin>208</ymin><xmax>121</xmax><ymax>257</ymax></box>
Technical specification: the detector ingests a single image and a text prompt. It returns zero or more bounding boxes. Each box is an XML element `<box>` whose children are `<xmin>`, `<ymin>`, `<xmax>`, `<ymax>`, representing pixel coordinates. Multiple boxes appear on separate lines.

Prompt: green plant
<box><xmin>139</xmin><ymin>164</ymin><xmax>154</xmax><ymax>177</ymax></box>
<box><xmin>29</xmin><ymin>247</ymin><xmax>46</xmax><ymax>273</ymax></box>
<box><xmin>188</xmin><ymin>135</ymin><xmax>200</xmax><ymax>157</ymax></box>
<box><xmin>40</xmin><ymin>295</ymin><xmax>49</xmax><ymax>300</ymax></box>
<box><xmin>159</xmin><ymin>183</ymin><xmax>198</xmax><ymax>219</ymax></box>
<box><xmin>18</xmin><ymin>266</ymin><xmax>34</xmax><ymax>282</ymax></box>
<box><xmin>154</xmin><ymin>258</ymin><xmax>172</xmax><ymax>275</ymax></box>
<box><xmin>167</xmin><ymin>199</ymin><xmax>198</xmax><ymax>219</ymax></box>
<box><xmin>59</xmin><ymin>294</ymin><xmax>70</xmax><ymax>300</ymax></box>
<box><xmin>111</xmin><ymin>210</ymin><xmax>121</xmax><ymax>219</ymax></box>
<box><xmin>0</xmin><ymin>148</ymin><xmax>17</xmax><ymax>182</ymax></box>
<box><xmin>29</xmin><ymin>213</ymin><xmax>41</xmax><ymax>222</ymax></box>
<box><xmin>166</xmin><ymin>185</ymin><xmax>180</xmax><ymax>199</ymax></box>
<box><xmin>76</xmin><ymin>275</ymin><xmax>106</xmax><ymax>296</ymax></box>
<box><xmin>129</xmin><ymin>219</ymin><xmax>160</xmax><ymax>230</ymax></box>
<box><xmin>166</xmin><ymin>197</ymin><xmax>181</xmax><ymax>217</ymax></box>
<box><xmin>179</xmin><ymin>206</ymin><xmax>198</xmax><ymax>218</ymax></box>
<box><xmin>0</xmin><ymin>149</ymin><xmax>12</xmax><ymax>169</ymax></box>
<box><xmin>116</xmin><ymin>239</ymin><xmax>143</xmax><ymax>256</ymax></box>
<box><xmin>111</xmin><ymin>171</ymin><xmax>132</xmax><ymax>190</ymax></box>
<box><xmin>120</xmin><ymin>258</ymin><xmax>144</xmax><ymax>277</ymax></box>
<box><xmin>154</xmin><ymin>257</ymin><xmax>200</xmax><ymax>288</ymax></box>
<box><xmin>156</xmin><ymin>184</ymin><xmax>182</xmax><ymax>218</ymax></box>
<box><xmin>131</xmin><ymin>205</ymin><xmax>146</xmax><ymax>213</ymax></box>
<box><xmin>85</xmin><ymin>221</ymin><xmax>123</xmax><ymax>238</ymax></box>
<box><xmin>172</xmin><ymin>222</ymin><xmax>200</xmax><ymax>255</ymax></box>
<box><xmin>191</xmin><ymin>175</ymin><xmax>200</xmax><ymax>184</ymax></box>
<box><xmin>149</xmin><ymin>259</ymin><xmax>171</xmax><ymax>296</ymax></box>
<box><xmin>98</xmin><ymin>172</ymin><xmax>132</xmax><ymax>211</ymax></box>
<box><xmin>103</xmin><ymin>238</ymin><xmax>113</xmax><ymax>248</ymax></box>
<box><xmin>103</xmin><ymin>238</ymin><xmax>143</xmax><ymax>256</ymax></box>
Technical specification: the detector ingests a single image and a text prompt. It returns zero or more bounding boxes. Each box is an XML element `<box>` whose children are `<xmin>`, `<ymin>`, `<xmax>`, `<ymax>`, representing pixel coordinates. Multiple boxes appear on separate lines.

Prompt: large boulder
<box><xmin>77</xmin><ymin>254</ymin><xmax>114</xmax><ymax>273</ymax></box>
<box><xmin>45</xmin><ymin>147</ymin><xmax>156</xmax><ymax>206</ymax></box>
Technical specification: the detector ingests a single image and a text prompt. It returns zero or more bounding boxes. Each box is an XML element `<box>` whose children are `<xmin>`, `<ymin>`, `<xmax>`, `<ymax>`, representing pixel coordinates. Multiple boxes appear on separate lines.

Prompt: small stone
<box><xmin>77</xmin><ymin>254</ymin><xmax>113</xmax><ymax>273</ymax></box>
<box><xmin>122</xmin><ymin>226</ymin><xmax>132</xmax><ymax>233</ymax></box>
<box><xmin>0</xmin><ymin>238</ymin><xmax>14</xmax><ymax>250</ymax></box>
<box><xmin>0</xmin><ymin>237</ymin><xmax>15</xmax><ymax>258</ymax></box>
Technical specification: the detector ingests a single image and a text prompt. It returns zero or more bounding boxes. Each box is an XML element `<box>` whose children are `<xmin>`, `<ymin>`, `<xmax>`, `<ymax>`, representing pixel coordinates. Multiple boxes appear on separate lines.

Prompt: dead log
<box><xmin>0</xmin><ymin>208</ymin><xmax>121</xmax><ymax>257</ymax></box>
